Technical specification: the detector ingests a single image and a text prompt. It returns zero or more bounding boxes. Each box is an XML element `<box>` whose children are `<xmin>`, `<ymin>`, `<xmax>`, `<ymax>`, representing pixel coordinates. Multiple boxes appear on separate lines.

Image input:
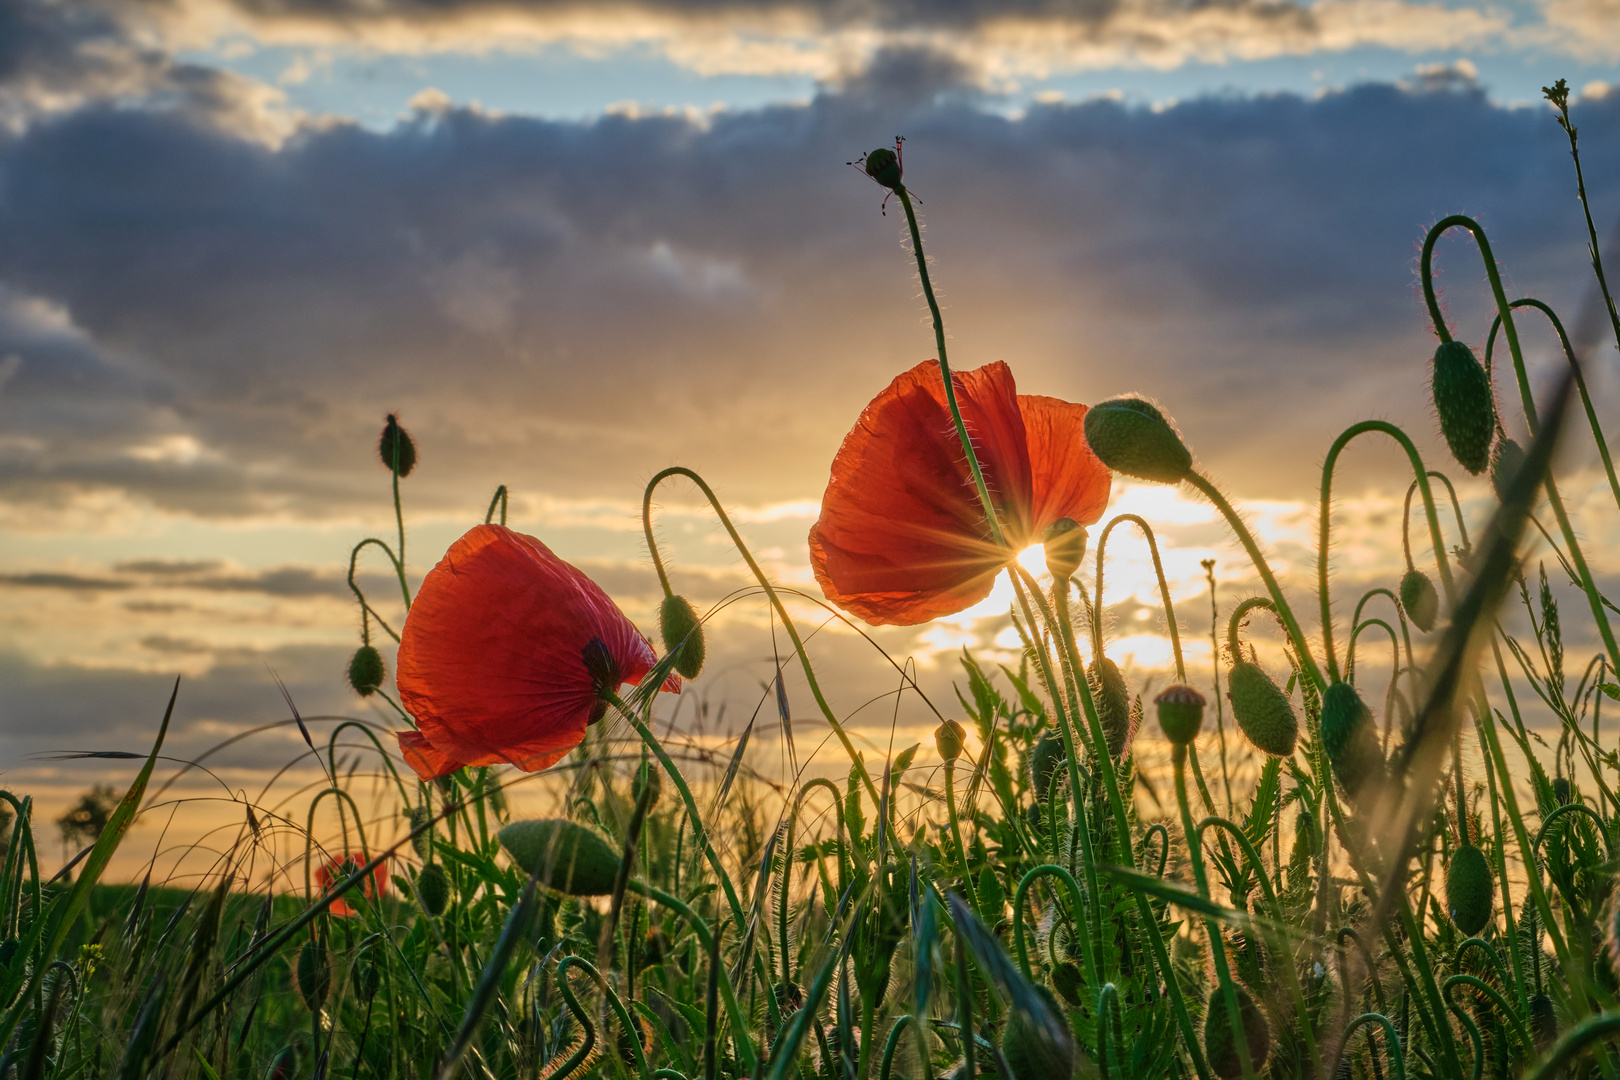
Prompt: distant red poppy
<box><xmin>810</xmin><ymin>360</ymin><xmax>1110</xmax><ymax>625</ymax></box>
<box><xmin>317</xmin><ymin>854</ymin><xmax>388</xmax><ymax>917</ymax></box>
<box><xmin>395</xmin><ymin>525</ymin><xmax>678</xmax><ymax>781</ymax></box>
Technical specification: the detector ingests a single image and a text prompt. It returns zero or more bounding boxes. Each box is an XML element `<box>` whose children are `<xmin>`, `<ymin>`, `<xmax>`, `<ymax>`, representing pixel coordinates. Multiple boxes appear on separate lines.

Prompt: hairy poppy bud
<box><xmin>347</xmin><ymin>645</ymin><xmax>385</xmax><ymax>697</ymax></box>
<box><xmin>1445</xmin><ymin>843</ymin><xmax>1494</xmax><ymax>936</ymax></box>
<box><xmin>1203</xmin><ymin>984</ymin><xmax>1271</xmax><ymax>1080</ymax></box>
<box><xmin>1227</xmin><ymin>661</ymin><xmax>1298</xmax><ymax>757</ymax></box>
<box><xmin>498</xmin><ymin>819</ymin><xmax>621</xmax><ymax>896</ymax></box>
<box><xmin>999</xmin><ymin>985</ymin><xmax>1076</xmax><ymax>1080</ymax></box>
<box><xmin>379</xmin><ymin>414</ymin><xmax>417</xmax><ymax>477</ymax></box>
<box><xmin>642</xmin><ymin>929</ymin><xmax>672</xmax><ymax>970</ymax></box>
<box><xmin>1088</xmin><ymin>658</ymin><xmax>1134</xmax><ymax>758</ymax></box>
<box><xmin>1491</xmin><ymin>437</ymin><xmax>1525</xmax><ymax>501</ymax></box>
<box><xmin>1155</xmin><ymin>684</ymin><xmax>1206</xmax><ymax>747</ymax></box>
<box><xmin>1431</xmin><ymin>340</ymin><xmax>1496</xmax><ymax>475</ymax></box>
<box><xmin>1042</xmin><ymin>518</ymin><xmax>1088</xmax><ymax>580</ymax></box>
<box><xmin>1530</xmin><ymin>993</ymin><xmax>1557</xmax><ymax>1051</ymax></box>
<box><xmin>632</xmin><ymin>757</ymin><xmax>662</xmax><ymax>809</ymax></box>
<box><xmin>1028</xmin><ymin>729</ymin><xmax>1066</xmax><ymax>806</ymax></box>
<box><xmin>1082</xmin><ymin>396</ymin><xmax>1193</xmax><ymax>485</ymax></box>
<box><xmin>415</xmin><ymin>863</ymin><xmax>450</xmax><ymax>916</ymax></box>
<box><xmin>864</xmin><ymin>147</ymin><xmax>902</xmax><ymax>190</ymax></box>
<box><xmin>1321</xmin><ymin>682</ymin><xmax>1384</xmax><ymax>804</ymax></box>
<box><xmin>659</xmin><ymin>593</ymin><xmax>705</xmax><ymax>679</ymax></box>
<box><xmin>935</xmin><ymin>719</ymin><xmax>966</xmax><ymax>763</ymax></box>
<box><xmin>1551</xmin><ymin>777</ymin><xmax>1571</xmax><ymax>805</ymax></box>
<box><xmin>296</xmin><ymin>939</ymin><xmax>331</xmax><ymax>1012</ymax></box>
<box><xmin>1052</xmin><ymin>960</ymin><xmax>1084</xmax><ymax>1006</ymax></box>
<box><xmin>405</xmin><ymin>806</ymin><xmax>431</xmax><ymax>859</ymax></box>
<box><xmin>1400</xmin><ymin>569</ymin><xmax>1439</xmax><ymax>633</ymax></box>
<box><xmin>353</xmin><ymin>941</ymin><xmax>384</xmax><ymax>1002</ymax></box>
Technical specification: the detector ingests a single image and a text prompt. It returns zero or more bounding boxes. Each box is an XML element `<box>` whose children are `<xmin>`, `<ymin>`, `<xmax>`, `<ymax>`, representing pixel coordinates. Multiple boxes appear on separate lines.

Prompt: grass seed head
<box><xmin>1154</xmin><ymin>684</ymin><xmax>1206</xmax><ymax>747</ymax></box>
<box><xmin>379</xmin><ymin>413</ymin><xmax>417</xmax><ymax>477</ymax></box>
<box><xmin>1399</xmin><ymin>569</ymin><xmax>1439</xmax><ymax>633</ymax></box>
<box><xmin>659</xmin><ymin>593</ymin><xmax>706</xmax><ymax>679</ymax></box>
<box><xmin>1445</xmin><ymin>843</ymin><xmax>1494</xmax><ymax>936</ymax></box>
<box><xmin>1431</xmin><ymin>340</ymin><xmax>1496</xmax><ymax>475</ymax></box>
<box><xmin>1203</xmin><ymin>984</ymin><xmax>1270</xmax><ymax>1080</ymax></box>
<box><xmin>1227</xmin><ymin>661</ymin><xmax>1298</xmax><ymax>757</ymax></box>
<box><xmin>347</xmin><ymin>645</ymin><xmax>385</xmax><ymax>697</ymax></box>
<box><xmin>1082</xmin><ymin>396</ymin><xmax>1193</xmax><ymax>484</ymax></box>
<box><xmin>498</xmin><ymin>819</ymin><xmax>621</xmax><ymax>896</ymax></box>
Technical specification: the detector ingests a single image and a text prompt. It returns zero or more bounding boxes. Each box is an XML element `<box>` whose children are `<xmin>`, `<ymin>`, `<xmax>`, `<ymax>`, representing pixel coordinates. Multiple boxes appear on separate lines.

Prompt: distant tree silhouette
<box><xmin>57</xmin><ymin>785</ymin><xmax>122</xmax><ymax>851</ymax></box>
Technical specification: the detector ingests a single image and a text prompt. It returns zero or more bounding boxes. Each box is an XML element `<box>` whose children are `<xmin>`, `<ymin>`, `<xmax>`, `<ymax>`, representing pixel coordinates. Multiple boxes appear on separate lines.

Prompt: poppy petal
<box><xmin>397</xmin><ymin>525</ymin><xmax>671</xmax><ymax>778</ymax></box>
<box><xmin>808</xmin><ymin>360</ymin><xmax>1033</xmax><ymax>626</ymax></box>
<box><xmin>1018</xmin><ymin>395</ymin><xmax>1112</xmax><ymax>533</ymax></box>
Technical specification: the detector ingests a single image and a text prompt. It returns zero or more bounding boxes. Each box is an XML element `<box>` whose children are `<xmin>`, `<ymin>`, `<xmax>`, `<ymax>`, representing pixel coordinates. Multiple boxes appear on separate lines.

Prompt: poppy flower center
<box><xmin>582</xmin><ymin>637</ymin><xmax>621</xmax><ymax>723</ymax></box>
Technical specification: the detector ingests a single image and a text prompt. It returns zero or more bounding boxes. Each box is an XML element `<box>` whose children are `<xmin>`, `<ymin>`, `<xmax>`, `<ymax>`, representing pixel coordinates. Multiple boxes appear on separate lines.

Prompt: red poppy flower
<box><xmin>316</xmin><ymin>854</ymin><xmax>388</xmax><ymax>917</ymax></box>
<box><xmin>809</xmin><ymin>360</ymin><xmax>1111</xmax><ymax>625</ymax></box>
<box><xmin>395</xmin><ymin>524</ymin><xmax>678</xmax><ymax>781</ymax></box>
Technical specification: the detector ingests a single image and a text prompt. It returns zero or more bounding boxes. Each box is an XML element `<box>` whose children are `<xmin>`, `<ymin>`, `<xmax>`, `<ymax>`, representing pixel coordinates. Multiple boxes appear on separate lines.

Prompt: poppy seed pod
<box><xmin>1082</xmin><ymin>396</ymin><xmax>1193</xmax><ymax>485</ymax></box>
<box><xmin>1400</xmin><ymin>569</ymin><xmax>1439</xmax><ymax>633</ymax></box>
<box><xmin>1431</xmin><ymin>340</ymin><xmax>1496</xmax><ymax>475</ymax></box>
<box><xmin>296</xmin><ymin>940</ymin><xmax>330</xmax><ymax>1013</ymax></box>
<box><xmin>498</xmin><ymin>819</ymin><xmax>621</xmax><ymax>896</ymax></box>
<box><xmin>347</xmin><ymin>645</ymin><xmax>385</xmax><ymax>697</ymax></box>
<box><xmin>1227</xmin><ymin>661</ymin><xmax>1298</xmax><ymax>757</ymax></box>
<box><xmin>864</xmin><ymin>147</ymin><xmax>902</xmax><ymax>190</ymax></box>
<box><xmin>379</xmin><ymin>414</ymin><xmax>417</xmax><ymax>477</ymax></box>
<box><xmin>1089</xmin><ymin>657</ymin><xmax>1134</xmax><ymax>759</ymax></box>
<box><xmin>415</xmin><ymin>863</ymin><xmax>450</xmax><ymax>916</ymax></box>
<box><xmin>659</xmin><ymin>593</ymin><xmax>705</xmax><ymax>680</ymax></box>
<box><xmin>935</xmin><ymin>719</ymin><xmax>967</xmax><ymax>763</ymax></box>
<box><xmin>1491</xmin><ymin>437</ymin><xmax>1525</xmax><ymax>502</ymax></box>
<box><xmin>998</xmin><ymin>985</ymin><xmax>1077</xmax><ymax>1080</ymax></box>
<box><xmin>1042</xmin><ymin>518</ymin><xmax>1088</xmax><ymax>580</ymax></box>
<box><xmin>1028</xmin><ymin>730</ymin><xmax>1066</xmax><ymax>807</ymax></box>
<box><xmin>1155</xmin><ymin>684</ymin><xmax>1206</xmax><ymax>747</ymax></box>
<box><xmin>1445</xmin><ymin>843</ymin><xmax>1494</xmax><ymax>936</ymax></box>
<box><xmin>1203</xmin><ymin>984</ymin><xmax>1271</xmax><ymax>1080</ymax></box>
<box><xmin>1321</xmin><ymin>681</ymin><xmax>1384</xmax><ymax>804</ymax></box>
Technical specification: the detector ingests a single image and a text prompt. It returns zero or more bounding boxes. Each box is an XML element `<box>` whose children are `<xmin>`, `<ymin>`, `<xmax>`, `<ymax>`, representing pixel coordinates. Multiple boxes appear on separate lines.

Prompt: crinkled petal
<box><xmin>1018</xmin><ymin>395</ymin><xmax>1112</xmax><ymax>533</ymax></box>
<box><xmin>809</xmin><ymin>360</ymin><xmax>1033</xmax><ymax>626</ymax></box>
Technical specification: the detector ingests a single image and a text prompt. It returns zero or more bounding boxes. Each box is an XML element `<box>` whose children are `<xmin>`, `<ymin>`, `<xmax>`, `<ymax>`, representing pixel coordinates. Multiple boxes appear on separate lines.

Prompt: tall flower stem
<box><xmin>894</xmin><ymin>187</ymin><xmax>1006</xmax><ymax>548</ymax></box>
<box><xmin>1093</xmin><ymin>514</ymin><xmax>1187</xmax><ymax>680</ymax></box>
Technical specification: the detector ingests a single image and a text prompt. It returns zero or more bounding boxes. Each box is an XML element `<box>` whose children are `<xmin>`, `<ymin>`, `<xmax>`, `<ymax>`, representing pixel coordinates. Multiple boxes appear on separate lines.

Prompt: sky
<box><xmin>1</xmin><ymin>0</ymin><xmax>1618</xmax><ymax>877</ymax></box>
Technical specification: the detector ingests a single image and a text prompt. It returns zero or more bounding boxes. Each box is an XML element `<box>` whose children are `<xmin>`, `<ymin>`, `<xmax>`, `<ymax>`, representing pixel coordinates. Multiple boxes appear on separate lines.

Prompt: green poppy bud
<box><xmin>296</xmin><ymin>939</ymin><xmax>331</xmax><ymax>1013</ymax></box>
<box><xmin>935</xmin><ymin>719</ymin><xmax>967</xmax><ymax>763</ymax></box>
<box><xmin>659</xmin><ymin>593</ymin><xmax>705</xmax><ymax>679</ymax></box>
<box><xmin>1491</xmin><ymin>436</ymin><xmax>1525</xmax><ymax>501</ymax></box>
<box><xmin>1445</xmin><ymin>843</ymin><xmax>1494</xmax><ymax>936</ymax></box>
<box><xmin>632</xmin><ymin>757</ymin><xmax>662</xmax><ymax>809</ymax></box>
<box><xmin>379</xmin><ymin>413</ymin><xmax>417</xmax><ymax>477</ymax></box>
<box><xmin>415</xmin><ymin>863</ymin><xmax>450</xmax><ymax>916</ymax></box>
<box><xmin>642</xmin><ymin>929</ymin><xmax>672</xmax><ymax>970</ymax></box>
<box><xmin>498</xmin><ymin>819</ymin><xmax>621</xmax><ymax>896</ymax></box>
<box><xmin>1088</xmin><ymin>657</ymin><xmax>1134</xmax><ymax>759</ymax></box>
<box><xmin>1530</xmin><ymin>993</ymin><xmax>1557</xmax><ymax>1051</ymax></box>
<box><xmin>1551</xmin><ymin>777</ymin><xmax>1571</xmax><ymax>805</ymax></box>
<box><xmin>864</xmin><ymin>147</ymin><xmax>902</xmax><ymax>190</ymax></box>
<box><xmin>1155</xmin><ymin>684</ymin><xmax>1206</xmax><ymax>747</ymax></box>
<box><xmin>1431</xmin><ymin>340</ymin><xmax>1496</xmax><ymax>475</ymax></box>
<box><xmin>1051</xmin><ymin>961</ymin><xmax>1084</xmax><ymax>1007</ymax></box>
<box><xmin>347</xmin><ymin>645</ymin><xmax>385</xmax><ymax>697</ymax></box>
<box><xmin>998</xmin><ymin>985</ymin><xmax>1076</xmax><ymax>1080</ymax></box>
<box><xmin>1227</xmin><ymin>661</ymin><xmax>1298</xmax><ymax>757</ymax></box>
<box><xmin>405</xmin><ymin>805</ymin><xmax>431</xmax><ymax>859</ymax></box>
<box><xmin>1082</xmin><ymin>396</ymin><xmax>1193</xmax><ymax>485</ymax></box>
<box><xmin>353</xmin><ymin>941</ymin><xmax>384</xmax><ymax>1002</ymax></box>
<box><xmin>1400</xmin><ymin>569</ymin><xmax>1439</xmax><ymax>633</ymax></box>
<box><xmin>1321</xmin><ymin>682</ymin><xmax>1384</xmax><ymax>804</ymax></box>
<box><xmin>1042</xmin><ymin>518</ymin><xmax>1088</xmax><ymax>580</ymax></box>
<box><xmin>1028</xmin><ymin>729</ymin><xmax>1066</xmax><ymax>806</ymax></box>
<box><xmin>1203</xmin><ymin>984</ymin><xmax>1270</xmax><ymax>1080</ymax></box>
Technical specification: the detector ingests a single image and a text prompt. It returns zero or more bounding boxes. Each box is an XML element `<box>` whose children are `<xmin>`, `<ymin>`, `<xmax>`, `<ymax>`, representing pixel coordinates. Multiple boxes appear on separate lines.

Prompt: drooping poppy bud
<box><xmin>1491</xmin><ymin>437</ymin><xmax>1525</xmax><ymax>501</ymax></box>
<box><xmin>1088</xmin><ymin>658</ymin><xmax>1134</xmax><ymax>758</ymax></box>
<box><xmin>498</xmin><ymin>819</ymin><xmax>621</xmax><ymax>896</ymax></box>
<box><xmin>1400</xmin><ymin>569</ymin><xmax>1439</xmax><ymax>633</ymax></box>
<box><xmin>935</xmin><ymin>719</ymin><xmax>966</xmax><ymax>763</ymax></box>
<box><xmin>863</xmin><ymin>147</ymin><xmax>902</xmax><ymax>190</ymax></box>
<box><xmin>405</xmin><ymin>805</ymin><xmax>431</xmax><ymax>859</ymax></box>
<box><xmin>353</xmin><ymin>941</ymin><xmax>384</xmax><ymax>1002</ymax></box>
<box><xmin>1051</xmin><ymin>960</ymin><xmax>1084</xmax><ymax>1006</ymax></box>
<box><xmin>1203</xmin><ymin>984</ymin><xmax>1271</xmax><ymax>1080</ymax></box>
<box><xmin>347</xmin><ymin>645</ymin><xmax>385</xmax><ymax>697</ymax></box>
<box><xmin>1321</xmin><ymin>682</ymin><xmax>1384</xmax><ymax>804</ymax></box>
<box><xmin>1445</xmin><ymin>843</ymin><xmax>1494</xmax><ymax>936</ymax></box>
<box><xmin>379</xmin><ymin>414</ymin><xmax>417</xmax><ymax>477</ymax></box>
<box><xmin>1028</xmin><ymin>729</ymin><xmax>1066</xmax><ymax>806</ymax></box>
<box><xmin>296</xmin><ymin>940</ymin><xmax>331</xmax><ymax>1013</ymax></box>
<box><xmin>1082</xmin><ymin>396</ymin><xmax>1193</xmax><ymax>485</ymax></box>
<box><xmin>1155</xmin><ymin>685</ymin><xmax>1206</xmax><ymax>747</ymax></box>
<box><xmin>1551</xmin><ymin>777</ymin><xmax>1571</xmax><ymax>805</ymax></box>
<box><xmin>632</xmin><ymin>757</ymin><xmax>662</xmax><ymax>809</ymax></box>
<box><xmin>659</xmin><ymin>593</ymin><xmax>705</xmax><ymax>679</ymax></box>
<box><xmin>1431</xmin><ymin>340</ymin><xmax>1496</xmax><ymax>475</ymax></box>
<box><xmin>1227</xmin><ymin>661</ymin><xmax>1298</xmax><ymax>757</ymax></box>
<box><xmin>1530</xmin><ymin>993</ymin><xmax>1558</xmax><ymax>1051</ymax></box>
<box><xmin>1042</xmin><ymin>518</ymin><xmax>1088</xmax><ymax>581</ymax></box>
<box><xmin>998</xmin><ymin>985</ymin><xmax>1077</xmax><ymax>1080</ymax></box>
<box><xmin>415</xmin><ymin>863</ymin><xmax>450</xmax><ymax>916</ymax></box>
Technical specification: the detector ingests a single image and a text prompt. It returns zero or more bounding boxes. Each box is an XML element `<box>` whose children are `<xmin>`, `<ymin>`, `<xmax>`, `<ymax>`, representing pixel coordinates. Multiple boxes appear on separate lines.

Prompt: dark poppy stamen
<box><xmin>582</xmin><ymin>636</ymin><xmax>620</xmax><ymax>698</ymax></box>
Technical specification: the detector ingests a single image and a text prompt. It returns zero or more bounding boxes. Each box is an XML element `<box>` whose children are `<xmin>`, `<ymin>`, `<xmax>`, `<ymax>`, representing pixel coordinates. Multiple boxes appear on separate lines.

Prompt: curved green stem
<box><xmin>551</xmin><ymin>956</ymin><xmax>600</xmax><ymax>1080</ymax></box>
<box><xmin>1523</xmin><ymin>1008</ymin><xmax>1620</xmax><ymax>1080</ymax></box>
<box><xmin>1443</xmin><ymin>974</ymin><xmax>1531</xmax><ymax>1057</ymax></box>
<box><xmin>348</xmin><ymin>538</ymin><xmax>405</xmax><ymax>642</ymax></box>
<box><xmin>1011</xmin><ymin>864</ymin><xmax>1096</xmax><ymax>988</ymax></box>
<box><xmin>1094</xmin><ymin>514</ymin><xmax>1187</xmax><ymax>681</ymax></box>
<box><xmin>1096</xmin><ymin>983</ymin><xmax>1124</xmax><ymax>1080</ymax></box>
<box><xmin>1453</xmin><ymin>939</ymin><xmax>1512</xmax><ymax>993</ymax></box>
<box><xmin>303</xmin><ymin>787</ymin><xmax>372</xmax><ymax>907</ymax></box>
<box><xmin>784</xmin><ymin>778</ymin><xmax>848</xmax><ymax>985</ymax></box>
<box><xmin>1141</xmin><ymin>822</ymin><xmax>1169</xmax><ymax>878</ymax></box>
<box><xmin>1333</xmin><ymin>1012</ymin><xmax>1405</xmax><ymax>1080</ymax></box>
<box><xmin>559</xmin><ymin>956</ymin><xmax>650</xmax><ymax>1080</ymax></box>
<box><xmin>483</xmin><ymin>486</ymin><xmax>508</xmax><ymax>527</ymax></box>
<box><xmin>325</xmin><ymin>721</ymin><xmax>414</xmax><ymax>807</ymax></box>
<box><xmin>1534</xmin><ymin>800</ymin><xmax>1616</xmax><ymax>860</ymax></box>
<box><xmin>1336</xmin><ymin>927</ymin><xmax>1387</xmax><ymax>1014</ymax></box>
